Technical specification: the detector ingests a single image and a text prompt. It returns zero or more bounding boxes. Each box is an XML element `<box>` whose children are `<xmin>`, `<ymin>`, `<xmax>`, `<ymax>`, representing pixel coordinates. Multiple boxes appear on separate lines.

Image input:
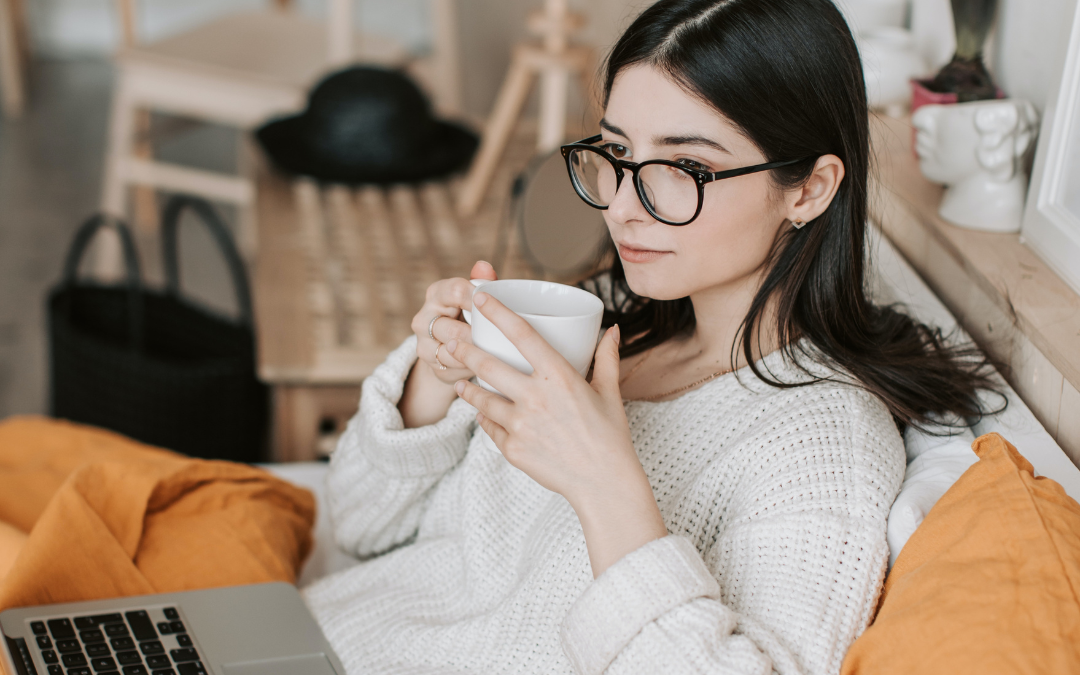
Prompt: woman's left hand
<box><xmin>447</xmin><ymin>291</ymin><xmax>668</xmax><ymax>576</ymax></box>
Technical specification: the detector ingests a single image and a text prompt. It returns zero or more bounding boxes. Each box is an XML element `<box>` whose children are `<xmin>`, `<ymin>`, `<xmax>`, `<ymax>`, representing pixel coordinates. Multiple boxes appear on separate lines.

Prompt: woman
<box><xmin>303</xmin><ymin>1</ymin><xmax>992</xmax><ymax>673</ymax></box>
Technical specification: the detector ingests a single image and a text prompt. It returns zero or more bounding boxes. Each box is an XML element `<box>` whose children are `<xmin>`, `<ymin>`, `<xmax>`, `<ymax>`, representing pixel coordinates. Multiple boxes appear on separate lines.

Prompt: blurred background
<box><xmin>0</xmin><ymin>0</ymin><xmax>1074</xmax><ymax>462</ymax></box>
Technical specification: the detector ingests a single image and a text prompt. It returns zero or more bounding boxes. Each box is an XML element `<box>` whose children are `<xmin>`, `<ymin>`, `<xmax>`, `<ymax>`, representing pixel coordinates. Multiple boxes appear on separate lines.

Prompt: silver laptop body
<box><xmin>1</xmin><ymin>582</ymin><xmax>344</xmax><ymax>675</ymax></box>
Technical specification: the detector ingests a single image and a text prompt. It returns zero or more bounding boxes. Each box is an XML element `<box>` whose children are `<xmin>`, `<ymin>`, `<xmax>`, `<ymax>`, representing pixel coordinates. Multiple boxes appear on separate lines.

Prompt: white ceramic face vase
<box><xmin>912</xmin><ymin>99</ymin><xmax>1039</xmax><ymax>233</ymax></box>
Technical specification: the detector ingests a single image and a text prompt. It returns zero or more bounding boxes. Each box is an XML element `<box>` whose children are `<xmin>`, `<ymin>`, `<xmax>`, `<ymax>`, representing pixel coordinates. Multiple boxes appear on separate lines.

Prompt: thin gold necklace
<box><xmin>619</xmin><ymin>348</ymin><xmax>733</xmax><ymax>402</ymax></box>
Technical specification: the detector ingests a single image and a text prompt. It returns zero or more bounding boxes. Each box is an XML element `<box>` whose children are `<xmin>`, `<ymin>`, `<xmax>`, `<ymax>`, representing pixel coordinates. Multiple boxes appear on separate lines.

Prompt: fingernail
<box><xmin>612</xmin><ymin>324</ymin><xmax>621</xmax><ymax>345</ymax></box>
<box><xmin>474</xmin><ymin>293</ymin><xmax>488</xmax><ymax>307</ymax></box>
<box><xmin>447</xmin><ymin>339</ymin><xmax>458</xmax><ymax>353</ymax></box>
<box><xmin>454</xmin><ymin>380</ymin><xmax>465</xmax><ymax>395</ymax></box>
<box><xmin>476</xmin><ymin>412</ymin><xmax>485</xmax><ymax>424</ymax></box>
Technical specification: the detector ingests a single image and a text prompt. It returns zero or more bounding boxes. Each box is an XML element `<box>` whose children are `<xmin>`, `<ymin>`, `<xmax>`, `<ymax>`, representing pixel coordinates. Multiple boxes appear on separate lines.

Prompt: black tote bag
<box><xmin>48</xmin><ymin>197</ymin><xmax>268</xmax><ymax>462</ymax></box>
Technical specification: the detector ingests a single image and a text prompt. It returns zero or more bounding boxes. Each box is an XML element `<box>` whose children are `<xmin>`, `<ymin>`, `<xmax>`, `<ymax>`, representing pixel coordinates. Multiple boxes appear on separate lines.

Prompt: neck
<box><xmin>685</xmin><ymin>269</ymin><xmax>778</xmax><ymax>369</ymax></box>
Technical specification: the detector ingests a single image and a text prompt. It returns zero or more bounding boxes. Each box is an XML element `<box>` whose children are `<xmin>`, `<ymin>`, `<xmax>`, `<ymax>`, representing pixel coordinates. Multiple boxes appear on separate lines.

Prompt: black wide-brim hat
<box><xmin>256</xmin><ymin>67</ymin><xmax>479</xmax><ymax>185</ymax></box>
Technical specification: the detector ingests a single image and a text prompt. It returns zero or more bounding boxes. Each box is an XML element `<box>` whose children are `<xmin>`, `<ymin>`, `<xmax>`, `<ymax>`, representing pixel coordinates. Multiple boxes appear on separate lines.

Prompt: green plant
<box><xmin>928</xmin><ymin>0</ymin><xmax>999</xmax><ymax>101</ymax></box>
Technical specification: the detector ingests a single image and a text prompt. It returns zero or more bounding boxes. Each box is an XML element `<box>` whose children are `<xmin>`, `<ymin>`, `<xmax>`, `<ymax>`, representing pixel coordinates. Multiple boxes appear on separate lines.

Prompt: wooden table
<box><xmin>252</xmin><ymin>131</ymin><xmax>545</xmax><ymax>461</ymax></box>
<box><xmin>870</xmin><ymin>114</ymin><xmax>1080</xmax><ymax>464</ymax></box>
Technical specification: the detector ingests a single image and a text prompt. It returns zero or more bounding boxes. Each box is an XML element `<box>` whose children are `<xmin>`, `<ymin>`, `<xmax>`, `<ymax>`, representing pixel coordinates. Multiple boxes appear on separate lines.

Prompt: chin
<box><xmin>621</xmin><ymin>263</ymin><xmax>693</xmax><ymax>302</ymax></box>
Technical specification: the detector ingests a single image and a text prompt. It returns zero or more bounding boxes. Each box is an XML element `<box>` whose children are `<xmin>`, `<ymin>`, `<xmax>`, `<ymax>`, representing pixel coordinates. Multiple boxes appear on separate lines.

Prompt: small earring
<box><xmin>792</xmin><ymin>218</ymin><xmax>806</xmax><ymax>229</ymax></box>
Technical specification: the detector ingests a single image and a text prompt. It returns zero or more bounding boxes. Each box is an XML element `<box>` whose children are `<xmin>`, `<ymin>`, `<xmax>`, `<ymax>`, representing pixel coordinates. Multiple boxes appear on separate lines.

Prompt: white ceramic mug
<box><xmin>462</xmin><ymin>278</ymin><xmax>604</xmax><ymax>451</ymax></box>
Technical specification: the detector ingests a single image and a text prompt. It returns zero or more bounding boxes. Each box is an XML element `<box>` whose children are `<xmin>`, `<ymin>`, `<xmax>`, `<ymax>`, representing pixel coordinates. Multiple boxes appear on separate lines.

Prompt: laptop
<box><xmin>0</xmin><ymin>582</ymin><xmax>345</xmax><ymax>675</ymax></box>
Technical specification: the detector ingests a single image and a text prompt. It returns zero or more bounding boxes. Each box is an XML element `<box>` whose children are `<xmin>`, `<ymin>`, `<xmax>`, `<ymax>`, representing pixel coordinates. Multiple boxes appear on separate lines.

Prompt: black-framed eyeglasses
<box><xmin>560</xmin><ymin>134</ymin><xmax>812</xmax><ymax>226</ymax></box>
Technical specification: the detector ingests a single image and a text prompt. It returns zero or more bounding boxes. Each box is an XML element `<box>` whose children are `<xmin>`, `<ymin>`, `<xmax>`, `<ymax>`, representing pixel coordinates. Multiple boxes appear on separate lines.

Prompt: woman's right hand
<box><xmin>409</xmin><ymin>260</ymin><xmax>499</xmax><ymax>385</ymax></box>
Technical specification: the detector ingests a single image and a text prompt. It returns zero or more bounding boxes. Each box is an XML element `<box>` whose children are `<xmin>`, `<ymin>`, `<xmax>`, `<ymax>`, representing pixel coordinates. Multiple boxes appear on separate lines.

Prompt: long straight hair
<box><xmin>590</xmin><ymin>0</ymin><xmax>998</xmax><ymax>430</ymax></box>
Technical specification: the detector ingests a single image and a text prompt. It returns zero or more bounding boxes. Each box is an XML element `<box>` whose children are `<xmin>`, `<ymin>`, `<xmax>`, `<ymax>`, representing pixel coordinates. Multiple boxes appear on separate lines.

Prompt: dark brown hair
<box><xmin>588</xmin><ymin>0</ymin><xmax>999</xmax><ymax>430</ymax></box>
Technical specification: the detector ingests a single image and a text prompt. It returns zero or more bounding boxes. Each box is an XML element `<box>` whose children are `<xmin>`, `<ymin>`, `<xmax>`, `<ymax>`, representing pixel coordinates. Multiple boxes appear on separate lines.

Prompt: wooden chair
<box><xmin>0</xmin><ymin>0</ymin><xmax>29</xmax><ymax>118</ymax></box>
<box><xmin>99</xmin><ymin>0</ymin><xmax>419</xmax><ymax>246</ymax></box>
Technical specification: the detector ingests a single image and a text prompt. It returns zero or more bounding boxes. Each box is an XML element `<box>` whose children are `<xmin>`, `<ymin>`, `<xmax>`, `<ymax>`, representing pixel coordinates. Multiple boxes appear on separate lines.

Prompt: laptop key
<box><xmin>91</xmin><ymin>657</ymin><xmax>117</xmax><ymax>672</ymax></box>
<box><xmin>122</xmin><ymin>666</ymin><xmax>149</xmax><ymax>675</ymax></box>
<box><xmin>152</xmin><ymin>670</ymin><xmax>176</xmax><ymax>675</ymax></box>
<box><xmin>162</xmin><ymin>609</ymin><xmax>178</xmax><ymax>621</ymax></box>
<box><xmin>86</xmin><ymin>644</ymin><xmax>111</xmax><ymax>658</ymax></box>
<box><xmin>123</xmin><ymin>613</ymin><xmax>156</xmax><ymax>642</ymax></box>
<box><xmin>79</xmin><ymin>630</ymin><xmax>105</xmax><ymax>644</ymax></box>
<box><xmin>48</xmin><ymin>619</ymin><xmax>75</xmax><ymax>640</ymax></box>
<box><xmin>176</xmin><ymin>664</ymin><xmax>205</xmax><ymax>675</ymax></box>
<box><xmin>32</xmin><ymin>621</ymin><xmax>48</xmax><ymax>635</ymax></box>
<box><xmin>139</xmin><ymin>642</ymin><xmax>164</xmax><ymax>656</ymax></box>
<box><xmin>167</xmin><ymin>623</ymin><xmax>184</xmax><ymax>635</ymax></box>
<box><xmin>168</xmin><ymin>649</ymin><xmax>198</xmax><ymax>664</ymax></box>
<box><xmin>145</xmin><ymin>656</ymin><xmax>169</xmax><ymax>669</ymax></box>
<box><xmin>47</xmin><ymin>665</ymin><xmax>62</xmax><ymax>675</ymax></box>
<box><xmin>116</xmin><ymin>651</ymin><xmax>142</xmax><ymax>666</ymax></box>
<box><xmin>56</xmin><ymin>640</ymin><xmax>81</xmax><ymax>653</ymax></box>
<box><xmin>111</xmin><ymin>638</ymin><xmax>135</xmax><ymax>651</ymax></box>
<box><xmin>42</xmin><ymin>649</ymin><xmax>59</xmax><ymax>664</ymax></box>
<box><xmin>90</xmin><ymin>615</ymin><xmax>123</xmax><ymax>626</ymax></box>
<box><xmin>61</xmin><ymin>653</ymin><xmax>88</xmax><ymax>668</ymax></box>
<box><xmin>155</xmin><ymin>624</ymin><xmax>172</xmax><ymax>636</ymax></box>
<box><xmin>104</xmin><ymin>625</ymin><xmax>129</xmax><ymax>638</ymax></box>
<box><xmin>174</xmin><ymin>636</ymin><xmax>191</xmax><ymax>648</ymax></box>
<box><xmin>37</xmin><ymin>635</ymin><xmax>53</xmax><ymax>649</ymax></box>
<box><xmin>74</xmin><ymin>618</ymin><xmax>96</xmax><ymax>630</ymax></box>
<box><xmin>66</xmin><ymin>668</ymin><xmax>91</xmax><ymax>675</ymax></box>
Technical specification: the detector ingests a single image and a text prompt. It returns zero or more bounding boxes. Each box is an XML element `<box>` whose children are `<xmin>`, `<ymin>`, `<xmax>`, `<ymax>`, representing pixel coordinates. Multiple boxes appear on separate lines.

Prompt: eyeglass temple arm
<box><xmin>708</xmin><ymin>157</ymin><xmax>808</xmax><ymax>181</ymax></box>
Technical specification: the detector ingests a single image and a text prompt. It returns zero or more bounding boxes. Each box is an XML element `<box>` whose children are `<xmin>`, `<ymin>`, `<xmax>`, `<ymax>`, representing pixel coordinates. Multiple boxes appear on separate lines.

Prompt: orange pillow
<box><xmin>842</xmin><ymin>432</ymin><xmax>1080</xmax><ymax>675</ymax></box>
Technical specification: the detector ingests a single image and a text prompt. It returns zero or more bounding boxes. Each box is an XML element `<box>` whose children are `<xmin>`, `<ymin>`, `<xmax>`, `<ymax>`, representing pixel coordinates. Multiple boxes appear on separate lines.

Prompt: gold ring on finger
<box><xmin>428</xmin><ymin>315</ymin><xmax>445</xmax><ymax>341</ymax></box>
<box><xmin>434</xmin><ymin>342</ymin><xmax>449</xmax><ymax>370</ymax></box>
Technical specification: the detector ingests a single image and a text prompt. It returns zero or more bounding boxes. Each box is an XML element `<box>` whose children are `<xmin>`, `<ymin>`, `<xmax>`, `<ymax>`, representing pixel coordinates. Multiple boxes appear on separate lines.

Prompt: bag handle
<box><xmin>61</xmin><ymin>214</ymin><xmax>145</xmax><ymax>352</ymax></box>
<box><xmin>161</xmin><ymin>196</ymin><xmax>255</xmax><ymax>326</ymax></box>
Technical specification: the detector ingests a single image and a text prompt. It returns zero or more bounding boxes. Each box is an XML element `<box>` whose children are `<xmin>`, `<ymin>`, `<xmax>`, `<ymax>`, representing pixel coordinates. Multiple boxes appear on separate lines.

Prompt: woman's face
<box><xmin>600</xmin><ymin>64</ymin><xmax>790</xmax><ymax>301</ymax></box>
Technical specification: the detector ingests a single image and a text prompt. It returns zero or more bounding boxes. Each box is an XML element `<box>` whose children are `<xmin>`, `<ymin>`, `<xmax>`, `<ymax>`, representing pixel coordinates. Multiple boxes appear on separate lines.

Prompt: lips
<box><xmin>617</xmin><ymin>243</ymin><xmax>670</xmax><ymax>264</ymax></box>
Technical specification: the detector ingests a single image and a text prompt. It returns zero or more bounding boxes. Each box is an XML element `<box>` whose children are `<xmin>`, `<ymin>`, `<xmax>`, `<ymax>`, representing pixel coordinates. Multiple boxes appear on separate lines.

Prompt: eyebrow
<box><xmin>598</xmin><ymin>118</ymin><xmax>731</xmax><ymax>155</ymax></box>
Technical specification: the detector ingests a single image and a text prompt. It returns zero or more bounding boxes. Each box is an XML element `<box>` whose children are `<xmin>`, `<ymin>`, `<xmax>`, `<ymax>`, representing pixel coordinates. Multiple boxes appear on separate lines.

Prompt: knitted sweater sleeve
<box><xmin>559</xmin><ymin>393</ymin><xmax>903</xmax><ymax>675</ymax></box>
<box><xmin>326</xmin><ymin>336</ymin><xmax>477</xmax><ymax>558</ymax></box>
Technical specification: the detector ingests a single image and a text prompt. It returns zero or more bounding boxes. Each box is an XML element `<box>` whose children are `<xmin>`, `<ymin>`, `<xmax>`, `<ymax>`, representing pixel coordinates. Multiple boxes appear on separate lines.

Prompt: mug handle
<box><xmin>460</xmin><ymin>278</ymin><xmax>489</xmax><ymax>325</ymax></box>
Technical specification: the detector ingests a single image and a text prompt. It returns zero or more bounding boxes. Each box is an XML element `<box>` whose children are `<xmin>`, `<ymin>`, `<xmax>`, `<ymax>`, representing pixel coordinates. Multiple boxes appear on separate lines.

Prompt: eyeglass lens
<box><xmin>568</xmin><ymin>147</ymin><xmax>700</xmax><ymax>224</ymax></box>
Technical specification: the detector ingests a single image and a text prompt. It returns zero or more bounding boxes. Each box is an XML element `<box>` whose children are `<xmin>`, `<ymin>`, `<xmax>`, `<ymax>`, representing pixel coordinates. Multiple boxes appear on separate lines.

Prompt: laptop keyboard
<box><xmin>7</xmin><ymin>607</ymin><xmax>206</xmax><ymax>675</ymax></box>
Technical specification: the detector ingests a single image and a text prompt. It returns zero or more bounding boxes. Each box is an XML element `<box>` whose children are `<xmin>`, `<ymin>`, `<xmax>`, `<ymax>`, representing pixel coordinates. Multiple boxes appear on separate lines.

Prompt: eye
<box><xmin>601</xmin><ymin>143</ymin><xmax>631</xmax><ymax>159</ymax></box>
<box><xmin>676</xmin><ymin>158</ymin><xmax>711</xmax><ymax>172</ymax></box>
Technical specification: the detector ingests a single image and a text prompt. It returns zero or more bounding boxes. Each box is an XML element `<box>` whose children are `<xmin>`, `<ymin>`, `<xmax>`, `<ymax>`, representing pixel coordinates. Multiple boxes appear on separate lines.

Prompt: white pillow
<box><xmin>886</xmin><ymin>419</ymin><xmax>977</xmax><ymax>567</ymax></box>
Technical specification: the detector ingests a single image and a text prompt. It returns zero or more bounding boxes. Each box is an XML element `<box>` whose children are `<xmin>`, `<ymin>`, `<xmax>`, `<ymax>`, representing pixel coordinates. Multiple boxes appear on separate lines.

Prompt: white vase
<box><xmin>912</xmin><ymin>99</ymin><xmax>1040</xmax><ymax>233</ymax></box>
<box><xmin>910</xmin><ymin>0</ymin><xmax>956</xmax><ymax>71</ymax></box>
<box><xmin>858</xmin><ymin>27</ymin><xmax>930</xmax><ymax>115</ymax></box>
<box><xmin>836</xmin><ymin>0</ymin><xmax>908</xmax><ymax>33</ymax></box>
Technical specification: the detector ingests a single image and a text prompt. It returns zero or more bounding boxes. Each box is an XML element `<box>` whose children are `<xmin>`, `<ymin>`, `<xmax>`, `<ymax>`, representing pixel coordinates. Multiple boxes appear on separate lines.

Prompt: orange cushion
<box><xmin>0</xmin><ymin>416</ymin><xmax>315</xmax><ymax>612</ymax></box>
<box><xmin>842</xmin><ymin>432</ymin><xmax>1080</xmax><ymax>675</ymax></box>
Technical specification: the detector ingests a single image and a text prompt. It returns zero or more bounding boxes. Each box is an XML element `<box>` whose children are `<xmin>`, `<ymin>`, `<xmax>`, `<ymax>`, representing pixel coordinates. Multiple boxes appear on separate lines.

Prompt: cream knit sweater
<box><xmin>302</xmin><ymin>336</ymin><xmax>904</xmax><ymax>675</ymax></box>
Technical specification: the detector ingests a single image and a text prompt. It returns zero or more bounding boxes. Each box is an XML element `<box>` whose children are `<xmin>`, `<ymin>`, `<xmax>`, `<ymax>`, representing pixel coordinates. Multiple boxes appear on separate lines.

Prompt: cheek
<box><xmin>676</xmin><ymin>180</ymin><xmax>784</xmax><ymax>282</ymax></box>
<box><xmin>609</xmin><ymin>177</ymin><xmax>785</xmax><ymax>301</ymax></box>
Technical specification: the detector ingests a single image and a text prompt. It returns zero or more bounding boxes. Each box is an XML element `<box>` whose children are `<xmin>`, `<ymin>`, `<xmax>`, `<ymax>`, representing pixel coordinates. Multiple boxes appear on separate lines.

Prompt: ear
<box><xmin>785</xmin><ymin>155</ymin><xmax>845</xmax><ymax>226</ymax></box>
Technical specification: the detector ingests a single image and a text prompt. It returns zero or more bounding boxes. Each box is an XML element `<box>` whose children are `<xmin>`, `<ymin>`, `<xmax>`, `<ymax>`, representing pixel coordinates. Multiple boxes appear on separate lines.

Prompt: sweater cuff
<box><xmin>560</xmin><ymin>535</ymin><xmax>722</xmax><ymax>675</ymax></box>
<box><xmin>356</xmin><ymin>336</ymin><xmax>476</xmax><ymax>478</ymax></box>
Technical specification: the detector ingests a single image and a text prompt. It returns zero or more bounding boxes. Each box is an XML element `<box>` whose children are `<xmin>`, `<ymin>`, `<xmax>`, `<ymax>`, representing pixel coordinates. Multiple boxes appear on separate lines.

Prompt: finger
<box><xmin>470</xmin><ymin>260</ymin><xmax>498</xmax><ymax>281</ymax></box>
<box><xmin>476</xmin><ymin>412</ymin><xmax>510</xmax><ymax>451</ymax></box>
<box><xmin>429</xmin><ymin>278</ymin><xmax>480</xmax><ymax>315</ymax></box>
<box><xmin>447</xmin><ymin>338</ymin><xmax>530</xmax><ymax>399</ymax></box>
<box><xmin>472</xmin><ymin>293</ymin><xmax>566</xmax><ymax>374</ymax></box>
<box><xmin>591</xmin><ymin>325</ymin><xmax>623</xmax><ymax>397</ymax></box>
<box><xmin>430</xmin><ymin>315</ymin><xmax>471</xmax><ymax>347</ymax></box>
<box><xmin>455</xmin><ymin>379</ymin><xmax>514</xmax><ymax>423</ymax></box>
<box><xmin>428</xmin><ymin>335</ymin><xmax>468</xmax><ymax>372</ymax></box>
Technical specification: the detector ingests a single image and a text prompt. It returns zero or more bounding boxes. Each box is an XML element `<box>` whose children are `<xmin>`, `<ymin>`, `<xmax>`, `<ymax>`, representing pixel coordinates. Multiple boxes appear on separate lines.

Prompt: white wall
<box><xmin>994</xmin><ymin>0</ymin><xmax>1079</xmax><ymax>111</ymax></box>
<box><xmin>28</xmin><ymin>0</ymin><xmax>430</xmax><ymax>56</ymax></box>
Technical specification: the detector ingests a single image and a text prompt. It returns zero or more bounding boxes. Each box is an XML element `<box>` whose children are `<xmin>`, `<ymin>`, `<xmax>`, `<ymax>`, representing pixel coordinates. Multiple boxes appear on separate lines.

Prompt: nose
<box><xmin>605</xmin><ymin>170</ymin><xmax>652</xmax><ymax>225</ymax></box>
